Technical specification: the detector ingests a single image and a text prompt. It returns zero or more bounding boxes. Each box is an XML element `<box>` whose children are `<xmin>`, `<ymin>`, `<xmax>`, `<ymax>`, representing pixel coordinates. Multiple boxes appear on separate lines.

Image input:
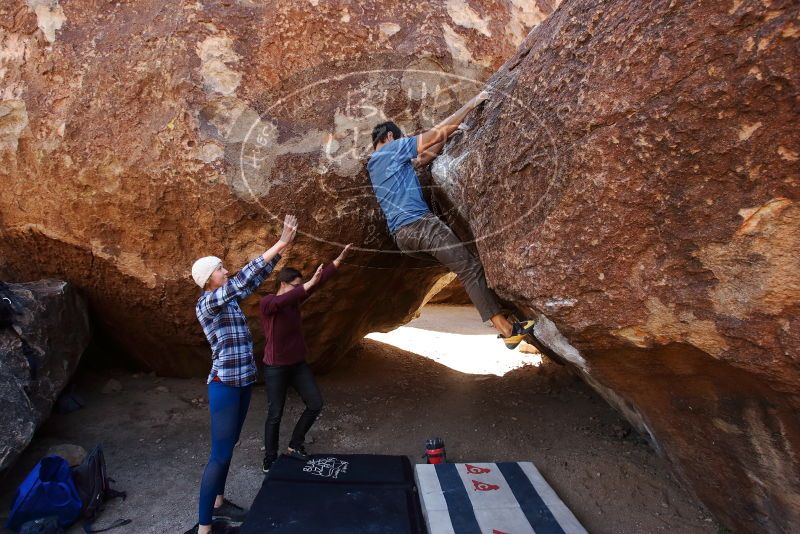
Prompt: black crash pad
<box><xmin>240</xmin><ymin>454</ymin><xmax>426</xmax><ymax>534</ymax></box>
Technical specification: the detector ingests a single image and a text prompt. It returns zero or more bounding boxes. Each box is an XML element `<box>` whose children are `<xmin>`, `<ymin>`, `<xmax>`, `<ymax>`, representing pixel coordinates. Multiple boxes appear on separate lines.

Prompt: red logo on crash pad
<box><xmin>466</xmin><ymin>464</ymin><xmax>491</xmax><ymax>474</ymax></box>
<box><xmin>492</xmin><ymin>530</ymin><xmax>510</xmax><ymax>534</ymax></box>
<box><xmin>472</xmin><ymin>480</ymin><xmax>500</xmax><ymax>491</ymax></box>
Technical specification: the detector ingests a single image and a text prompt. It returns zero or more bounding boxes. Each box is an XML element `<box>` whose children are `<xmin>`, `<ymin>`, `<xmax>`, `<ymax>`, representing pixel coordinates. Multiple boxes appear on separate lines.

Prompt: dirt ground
<box><xmin>1</xmin><ymin>306</ymin><xmax>718</xmax><ymax>533</ymax></box>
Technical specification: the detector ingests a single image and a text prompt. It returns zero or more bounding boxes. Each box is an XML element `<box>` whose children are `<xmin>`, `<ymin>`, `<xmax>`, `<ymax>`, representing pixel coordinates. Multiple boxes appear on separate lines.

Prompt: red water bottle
<box><xmin>425</xmin><ymin>437</ymin><xmax>446</xmax><ymax>464</ymax></box>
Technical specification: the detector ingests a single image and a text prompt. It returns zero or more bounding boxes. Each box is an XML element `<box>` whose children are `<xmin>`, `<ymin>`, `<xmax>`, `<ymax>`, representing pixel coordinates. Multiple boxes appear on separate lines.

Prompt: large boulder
<box><xmin>0</xmin><ymin>280</ymin><xmax>90</xmax><ymax>471</ymax></box>
<box><xmin>432</xmin><ymin>0</ymin><xmax>799</xmax><ymax>531</ymax></box>
<box><xmin>0</xmin><ymin>0</ymin><xmax>557</xmax><ymax>374</ymax></box>
<box><xmin>427</xmin><ymin>274</ymin><xmax>472</xmax><ymax>305</ymax></box>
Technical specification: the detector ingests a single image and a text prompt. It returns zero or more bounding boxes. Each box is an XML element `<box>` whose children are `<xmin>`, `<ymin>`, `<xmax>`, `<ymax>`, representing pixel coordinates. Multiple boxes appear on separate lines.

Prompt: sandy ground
<box><xmin>1</xmin><ymin>305</ymin><xmax>718</xmax><ymax>533</ymax></box>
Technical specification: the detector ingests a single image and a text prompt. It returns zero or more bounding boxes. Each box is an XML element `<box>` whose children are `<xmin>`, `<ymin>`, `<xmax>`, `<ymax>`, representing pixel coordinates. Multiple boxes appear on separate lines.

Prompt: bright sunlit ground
<box><xmin>366</xmin><ymin>304</ymin><xmax>542</xmax><ymax>376</ymax></box>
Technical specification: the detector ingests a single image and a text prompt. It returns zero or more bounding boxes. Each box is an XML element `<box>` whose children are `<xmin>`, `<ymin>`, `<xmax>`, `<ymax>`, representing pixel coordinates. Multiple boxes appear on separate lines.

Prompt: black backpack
<box><xmin>70</xmin><ymin>445</ymin><xmax>130</xmax><ymax>533</ymax></box>
<box><xmin>0</xmin><ymin>281</ymin><xmax>22</xmax><ymax>328</ymax></box>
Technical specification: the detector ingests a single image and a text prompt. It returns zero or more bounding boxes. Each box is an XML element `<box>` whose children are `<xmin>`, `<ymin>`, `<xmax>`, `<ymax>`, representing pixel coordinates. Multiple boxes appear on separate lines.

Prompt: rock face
<box><xmin>432</xmin><ymin>0</ymin><xmax>799</xmax><ymax>531</ymax></box>
<box><xmin>0</xmin><ymin>0</ymin><xmax>556</xmax><ymax>375</ymax></box>
<box><xmin>427</xmin><ymin>274</ymin><xmax>472</xmax><ymax>305</ymax></box>
<box><xmin>0</xmin><ymin>280</ymin><xmax>90</xmax><ymax>471</ymax></box>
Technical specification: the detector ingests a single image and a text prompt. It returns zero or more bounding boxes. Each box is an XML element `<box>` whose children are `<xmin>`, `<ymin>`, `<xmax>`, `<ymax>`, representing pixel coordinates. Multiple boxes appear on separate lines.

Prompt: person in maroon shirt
<box><xmin>259</xmin><ymin>243</ymin><xmax>352</xmax><ymax>472</ymax></box>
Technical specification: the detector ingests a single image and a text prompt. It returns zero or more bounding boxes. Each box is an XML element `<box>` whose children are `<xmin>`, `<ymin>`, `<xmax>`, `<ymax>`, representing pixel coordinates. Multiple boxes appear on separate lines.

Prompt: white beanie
<box><xmin>191</xmin><ymin>256</ymin><xmax>222</xmax><ymax>288</ymax></box>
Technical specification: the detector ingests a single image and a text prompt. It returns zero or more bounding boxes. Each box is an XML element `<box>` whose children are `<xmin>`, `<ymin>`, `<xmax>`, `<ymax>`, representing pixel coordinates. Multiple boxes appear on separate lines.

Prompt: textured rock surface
<box><xmin>0</xmin><ymin>280</ymin><xmax>90</xmax><ymax>471</ymax></box>
<box><xmin>427</xmin><ymin>273</ymin><xmax>472</xmax><ymax>305</ymax></box>
<box><xmin>0</xmin><ymin>0</ymin><xmax>556</xmax><ymax>375</ymax></box>
<box><xmin>433</xmin><ymin>0</ymin><xmax>799</xmax><ymax>532</ymax></box>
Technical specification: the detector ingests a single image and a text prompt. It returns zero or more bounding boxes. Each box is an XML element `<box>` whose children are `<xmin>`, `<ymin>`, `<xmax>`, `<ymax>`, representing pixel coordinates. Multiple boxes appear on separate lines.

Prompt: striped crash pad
<box><xmin>415</xmin><ymin>462</ymin><xmax>587</xmax><ymax>534</ymax></box>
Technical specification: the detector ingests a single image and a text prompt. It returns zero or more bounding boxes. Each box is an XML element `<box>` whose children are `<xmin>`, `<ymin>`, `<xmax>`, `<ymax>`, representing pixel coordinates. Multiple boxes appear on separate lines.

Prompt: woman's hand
<box><xmin>263</xmin><ymin>214</ymin><xmax>298</xmax><ymax>263</ymax></box>
<box><xmin>333</xmin><ymin>243</ymin><xmax>353</xmax><ymax>267</ymax></box>
<box><xmin>303</xmin><ymin>264</ymin><xmax>325</xmax><ymax>292</ymax></box>
<box><xmin>279</xmin><ymin>214</ymin><xmax>298</xmax><ymax>246</ymax></box>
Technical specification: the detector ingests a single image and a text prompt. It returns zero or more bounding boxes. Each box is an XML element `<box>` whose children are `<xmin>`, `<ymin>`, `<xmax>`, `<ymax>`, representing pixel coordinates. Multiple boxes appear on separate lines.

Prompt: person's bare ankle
<box><xmin>489</xmin><ymin>314</ymin><xmax>513</xmax><ymax>337</ymax></box>
<box><xmin>495</xmin><ymin>320</ymin><xmax>513</xmax><ymax>338</ymax></box>
<box><xmin>198</xmin><ymin>525</ymin><xmax>212</xmax><ymax>534</ymax></box>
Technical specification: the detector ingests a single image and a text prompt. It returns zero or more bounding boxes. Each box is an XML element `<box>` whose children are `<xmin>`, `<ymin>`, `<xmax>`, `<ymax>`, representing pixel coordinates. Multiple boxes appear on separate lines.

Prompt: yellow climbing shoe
<box><xmin>499</xmin><ymin>319</ymin><xmax>536</xmax><ymax>350</ymax></box>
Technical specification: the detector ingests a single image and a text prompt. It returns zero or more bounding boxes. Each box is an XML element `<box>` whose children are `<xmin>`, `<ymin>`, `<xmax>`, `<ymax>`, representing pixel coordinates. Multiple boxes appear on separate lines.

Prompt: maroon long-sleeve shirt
<box><xmin>259</xmin><ymin>263</ymin><xmax>337</xmax><ymax>366</ymax></box>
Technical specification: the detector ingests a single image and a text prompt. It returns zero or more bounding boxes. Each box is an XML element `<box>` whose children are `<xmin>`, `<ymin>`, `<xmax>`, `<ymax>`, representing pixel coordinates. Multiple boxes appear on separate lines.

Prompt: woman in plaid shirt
<box><xmin>186</xmin><ymin>215</ymin><xmax>297</xmax><ymax>534</ymax></box>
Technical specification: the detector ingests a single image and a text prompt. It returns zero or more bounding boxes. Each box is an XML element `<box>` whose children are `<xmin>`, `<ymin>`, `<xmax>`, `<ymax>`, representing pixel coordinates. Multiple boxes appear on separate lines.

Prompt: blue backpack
<box><xmin>5</xmin><ymin>456</ymin><xmax>82</xmax><ymax>532</ymax></box>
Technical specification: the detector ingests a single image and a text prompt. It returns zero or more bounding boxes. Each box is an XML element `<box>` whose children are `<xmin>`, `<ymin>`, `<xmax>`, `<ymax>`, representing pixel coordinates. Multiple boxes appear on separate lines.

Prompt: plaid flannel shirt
<box><xmin>196</xmin><ymin>253</ymin><xmax>280</xmax><ymax>387</ymax></box>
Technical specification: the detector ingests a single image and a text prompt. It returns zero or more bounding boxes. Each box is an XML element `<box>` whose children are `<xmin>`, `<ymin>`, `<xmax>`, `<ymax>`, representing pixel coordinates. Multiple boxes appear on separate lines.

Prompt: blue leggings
<box><xmin>198</xmin><ymin>381</ymin><xmax>251</xmax><ymax>525</ymax></box>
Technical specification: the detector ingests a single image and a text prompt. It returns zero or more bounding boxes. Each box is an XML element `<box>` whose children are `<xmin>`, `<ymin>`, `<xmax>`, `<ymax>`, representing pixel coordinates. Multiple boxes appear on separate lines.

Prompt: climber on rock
<box><xmin>367</xmin><ymin>90</ymin><xmax>535</xmax><ymax>350</ymax></box>
<box><xmin>259</xmin><ymin>243</ymin><xmax>352</xmax><ymax>473</ymax></box>
<box><xmin>187</xmin><ymin>214</ymin><xmax>298</xmax><ymax>534</ymax></box>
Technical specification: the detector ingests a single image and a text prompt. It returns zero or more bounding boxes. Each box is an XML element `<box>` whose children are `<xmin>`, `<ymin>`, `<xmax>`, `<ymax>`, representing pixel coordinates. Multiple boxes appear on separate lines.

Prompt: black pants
<box><xmin>263</xmin><ymin>362</ymin><xmax>323</xmax><ymax>458</ymax></box>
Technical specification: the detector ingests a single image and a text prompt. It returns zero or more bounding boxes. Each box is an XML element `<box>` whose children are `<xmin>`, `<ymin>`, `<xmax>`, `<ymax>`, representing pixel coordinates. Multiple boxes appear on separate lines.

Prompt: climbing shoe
<box><xmin>499</xmin><ymin>319</ymin><xmax>536</xmax><ymax>350</ymax></box>
<box><xmin>212</xmin><ymin>498</ymin><xmax>248</xmax><ymax>523</ymax></box>
<box><xmin>262</xmin><ymin>454</ymin><xmax>277</xmax><ymax>474</ymax></box>
<box><xmin>286</xmin><ymin>445</ymin><xmax>309</xmax><ymax>461</ymax></box>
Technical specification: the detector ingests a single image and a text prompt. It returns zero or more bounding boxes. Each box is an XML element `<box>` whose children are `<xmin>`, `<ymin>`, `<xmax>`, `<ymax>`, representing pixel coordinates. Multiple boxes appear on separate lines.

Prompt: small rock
<box><xmin>155</xmin><ymin>385</ymin><xmax>169</xmax><ymax>393</ymax></box>
<box><xmin>155</xmin><ymin>438</ymin><xmax>163</xmax><ymax>444</ymax></box>
<box><xmin>102</xmin><ymin>378</ymin><xmax>122</xmax><ymax>394</ymax></box>
<box><xmin>47</xmin><ymin>444</ymin><xmax>87</xmax><ymax>466</ymax></box>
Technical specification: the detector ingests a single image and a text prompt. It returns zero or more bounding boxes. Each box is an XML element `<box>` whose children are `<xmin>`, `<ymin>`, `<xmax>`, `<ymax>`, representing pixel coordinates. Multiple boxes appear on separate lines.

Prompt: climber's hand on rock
<box><xmin>473</xmin><ymin>90</ymin><xmax>490</xmax><ymax>107</ymax></box>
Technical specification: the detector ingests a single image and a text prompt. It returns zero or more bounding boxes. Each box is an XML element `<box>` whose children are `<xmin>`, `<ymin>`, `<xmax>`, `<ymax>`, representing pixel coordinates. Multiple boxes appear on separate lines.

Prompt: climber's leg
<box><xmin>394</xmin><ymin>213</ymin><xmax>535</xmax><ymax>348</ymax></box>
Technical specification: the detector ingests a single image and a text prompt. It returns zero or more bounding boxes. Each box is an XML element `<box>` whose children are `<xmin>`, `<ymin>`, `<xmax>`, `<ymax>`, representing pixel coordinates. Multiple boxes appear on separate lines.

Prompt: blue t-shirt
<box><xmin>367</xmin><ymin>135</ymin><xmax>431</xmax><ymax>234</ymax></box>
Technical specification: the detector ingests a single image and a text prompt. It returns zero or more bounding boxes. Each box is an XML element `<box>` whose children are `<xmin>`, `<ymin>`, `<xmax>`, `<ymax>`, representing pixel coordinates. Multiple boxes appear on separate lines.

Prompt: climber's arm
<box><xmin>417</xmin><ymin>90</ymin><xmax>488</xmax><ymax>154</ymax></box>
<box><xmin>414</xmin><ymin>141</ymin><xmax>444</xmax><ymax>167</ymax></box>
